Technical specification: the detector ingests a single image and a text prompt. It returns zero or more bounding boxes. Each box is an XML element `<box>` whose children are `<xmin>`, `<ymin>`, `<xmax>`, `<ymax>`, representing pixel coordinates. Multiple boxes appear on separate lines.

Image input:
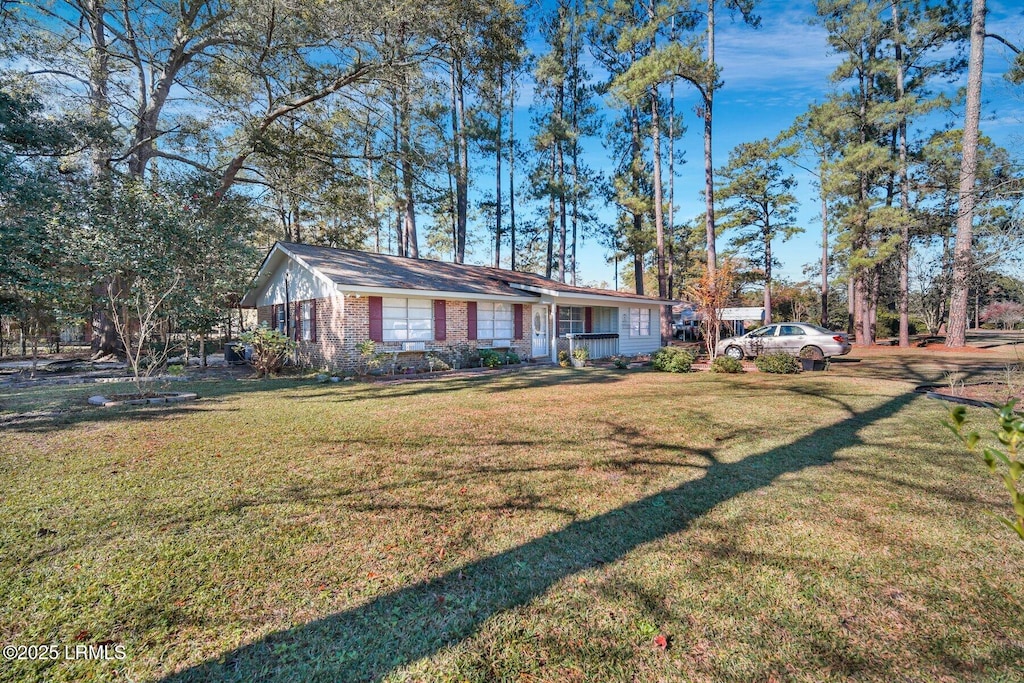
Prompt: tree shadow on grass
<box><xmin>156</xmin><ymin>392</ymin><xmax>916</xmax><ymax>683</ymax></box>
<box><xmin>0</xmin><ymin>366</ymin><xmax>630</xmax><ymax>434</ymax></box>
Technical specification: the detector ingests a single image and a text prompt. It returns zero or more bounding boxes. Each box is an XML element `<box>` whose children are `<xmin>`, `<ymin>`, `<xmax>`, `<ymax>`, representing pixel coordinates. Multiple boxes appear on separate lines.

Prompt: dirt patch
<box><xmin>854</xmin><ymin>342</ymin><xmax>995</xmax><ymax>354</ymax></box>
<box><xmin>929</xmin><ymin>383</ymin><xmax>1022</xmax><ymax>406</ymax></box>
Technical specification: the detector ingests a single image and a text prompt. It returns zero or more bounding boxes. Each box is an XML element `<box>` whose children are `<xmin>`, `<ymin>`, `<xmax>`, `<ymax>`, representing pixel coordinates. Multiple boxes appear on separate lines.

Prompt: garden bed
<box><xmin>920</xmin><ymin>382</ymin><xmax>1022</xmax><ymax>409</ymax></box>
<box><xmin>87</xmin><ymin>391</ymin><xmax>198</xmax><ymax>407</ymax></box>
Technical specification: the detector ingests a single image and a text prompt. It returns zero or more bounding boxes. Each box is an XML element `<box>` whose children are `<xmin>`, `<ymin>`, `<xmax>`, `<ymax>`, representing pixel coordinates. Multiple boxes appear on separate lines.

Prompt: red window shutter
<box><xmin>294</xmin><ymin>302</ymin><xmax>302</xmax><ymax>341</ymax></box>
<box><xmin>434</xmin><ymin>300</ymin><xmax>447</xmax><ymax>341</ymax></box>
<box><xmin>514</xmin><ymin>304</ymin><xmax>524</xmax><ymax>339</ymax></box>
<box><xmin>368</xmin><ymin>296</ymin><xmax>383</xmax><ymax>342</ymax></box>
<box><xmin>309</xmin><ymin>300</ymin><xmax>317</xmax><ymax>342</ymax></box>
<box><xmin>585</xmin><ymin>307</ymin><xmax>593</xmax><ymax>333</ymax></box>
<box><xmin>467</xmin><ymin>301</ymin><xmax>477</xmax><ymax>340</ymax></box>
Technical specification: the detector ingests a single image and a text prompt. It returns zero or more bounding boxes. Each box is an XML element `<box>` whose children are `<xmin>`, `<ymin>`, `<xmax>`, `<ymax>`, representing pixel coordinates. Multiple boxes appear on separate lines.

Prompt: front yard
<box><xmin>1</xmin><ymin>359</ymin><xmax>1022</xmax><ymax>682</ymax></box>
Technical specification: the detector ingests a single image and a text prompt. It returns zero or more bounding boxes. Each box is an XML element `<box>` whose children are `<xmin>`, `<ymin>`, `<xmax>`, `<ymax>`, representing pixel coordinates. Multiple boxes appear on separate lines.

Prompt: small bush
<box><xmin>754</xmin><ymin>352</ymin><xmax>800</xmax><ymax>374</ymax></box>
<box><xmin>479</xmin><ymin>349</ymin><xmax>502</xmax><ymax>368</ymax></box>
<box><xmin>424</xmin><ymin>353</ymin><xmax>451</xmax><ymax>372</ymax></box>
<box><xmin>710</xmin><ymin>355</ymin><xmax>744</xmax><ymax>373</ymax></box>
<box><xmin>652</xmin><ymin>346</ymin><xmax>694</xmax><ymax>373</ymax></box>
<box><xmin>558</xmin><ymin>350</ymin><xmax>571</xmax><ymax>367</ymax></box>
<box><xmin>240</xmin><ymin>325</ymin><xmax>296</xmax><ymax>378</ymax></box>
<box><xmin>612</xmin><ymin>355</ymin><xmax>630</xmax><ymax>369</ymax></box>
<box><xmin>876</xmin><ymin>311</ymin><xmax>920</xmax><ymax>338</ymax></box>
<box><xmin>504</xmin><ymin>351</ymin><xmax>520</xmax><ymax>365</ymax></box>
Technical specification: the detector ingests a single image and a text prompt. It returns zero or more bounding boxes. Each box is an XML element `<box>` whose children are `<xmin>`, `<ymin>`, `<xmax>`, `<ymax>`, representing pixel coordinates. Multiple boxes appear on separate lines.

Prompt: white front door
<box><xmin>531</xmin><ymin>305</ymin><xmax>549</xmax><ymax>358</ymax></box>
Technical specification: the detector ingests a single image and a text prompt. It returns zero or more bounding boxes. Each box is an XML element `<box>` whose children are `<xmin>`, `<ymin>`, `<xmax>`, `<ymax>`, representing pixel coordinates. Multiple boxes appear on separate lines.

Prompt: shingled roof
<box><xmin>254</xmin><ymin>242</ymin><xmax>670</xmax><ymax>304</ymax></box>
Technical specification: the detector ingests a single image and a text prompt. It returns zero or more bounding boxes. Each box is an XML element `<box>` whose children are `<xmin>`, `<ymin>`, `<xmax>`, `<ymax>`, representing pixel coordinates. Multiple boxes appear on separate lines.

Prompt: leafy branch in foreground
<box><xmin>945</xmin><ymin>401</ymin><xmax>1024</xmax><ymax>540</ymax></box>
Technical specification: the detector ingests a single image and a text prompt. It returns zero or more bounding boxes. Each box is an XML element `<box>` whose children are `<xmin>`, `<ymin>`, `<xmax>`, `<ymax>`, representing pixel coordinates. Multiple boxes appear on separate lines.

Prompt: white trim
<box><xmin>508</xmin><ymin>282</ymin><xmax>675</xmax><ymax>306</ymax></box>
<box><xmin>337</xmin><ymin>284</ymin><xmax>537</xmax><ymax>303</ymax></box>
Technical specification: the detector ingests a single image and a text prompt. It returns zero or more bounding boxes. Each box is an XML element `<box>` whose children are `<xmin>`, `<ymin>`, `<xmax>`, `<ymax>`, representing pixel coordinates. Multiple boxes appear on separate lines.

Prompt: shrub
<box><xmin>572</xmin><ymin>346</ymin><xmax>590</xmax><ymax>362</ymax></box>
<box><xmin>710</xmin><ymin>355</ymin><xmax>744</xmax><ymax>373</ymax></box>
<box><xmin>240</xmin><ymin>325</ymin><xmax>296</xmax><ymax>377</ymax></box>
<box><xmin>876</xmin><ymin>311</ymin><xmax>920</xmax><ymax>338</ymax></box>
<box><xmin>558</xmin><ymin>350</ymin><xmax>571</xmax><ymax>367</ymax></box>
<box><xmin>424</xmin><ymin>353</ymin><xmax>451</xmax><ymax>372</ymax></box>
<box><xmin>652</xmin><ymin>346</ymin><xmax>694</xmax><ymax>373</ymax></box>
<box><xmin>479</xmin><ymin>349</ymin><xmax>502</xmax><ymax>368</ymax></box>
<box><xmin>355</xmin><ymin>339</ymin><xmax>389</xmax><ymax>375</ymax></box>
<box><xmin>504</xmin><ymin>351</ymin><xmax>520</xmax><ymax>365</ymax></box>
<box><xmin>754</xmin><ymin>351</ymin><xmax>800</xmax><ymax>374</ymax></box>
<box><xmin>612</xmin><ymin>355</ymin><xmax>630</xmax><ymax>369</ymax></box>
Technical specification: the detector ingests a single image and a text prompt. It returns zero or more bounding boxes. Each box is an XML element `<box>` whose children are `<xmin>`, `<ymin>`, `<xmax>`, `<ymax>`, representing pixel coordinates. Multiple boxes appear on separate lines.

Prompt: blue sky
<box><xmin>471</xmin><ymin>0</ymin><xmax>1024</xmax><ymax>289</ymax></box>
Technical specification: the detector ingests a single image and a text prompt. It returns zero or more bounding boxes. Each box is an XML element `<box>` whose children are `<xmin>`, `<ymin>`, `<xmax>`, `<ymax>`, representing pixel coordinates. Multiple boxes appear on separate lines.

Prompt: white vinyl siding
<box><xmin>477</xmin><ymin>302</ymin><xmax>514</xmax><ymax>339</ymax></box>
<box><xmin>618</xmin><ymin>305</ymin><xmax>661</xmax><ymax>356</ymax></box>
<box><xmin>382</xmin><ymin>297</ymin><xmax>433</xmax><ymax>341</ymax></box>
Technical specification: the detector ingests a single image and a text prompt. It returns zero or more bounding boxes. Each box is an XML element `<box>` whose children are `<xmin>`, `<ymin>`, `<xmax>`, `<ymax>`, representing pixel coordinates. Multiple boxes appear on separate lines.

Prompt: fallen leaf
<box><xmin>74</xmin><ymin>630</ymin><xmax>90</xmax><ymax>642</ymax></box>
<box><xmin>653</xmin><ymin>634</ymin><xmax>670</xmax><ymax>650</ymax></box>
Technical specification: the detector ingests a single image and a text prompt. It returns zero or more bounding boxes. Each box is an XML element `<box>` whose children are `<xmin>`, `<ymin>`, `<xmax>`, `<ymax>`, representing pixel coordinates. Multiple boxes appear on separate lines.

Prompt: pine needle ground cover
<box><xmin>1</xmin><ymin>366</ymin><xmax>1021</xmax><ymax>682</ymax></box>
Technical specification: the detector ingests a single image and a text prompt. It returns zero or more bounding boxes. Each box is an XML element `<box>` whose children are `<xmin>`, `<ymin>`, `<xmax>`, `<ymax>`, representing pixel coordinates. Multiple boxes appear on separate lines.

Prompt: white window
<box><xmin>478</xmin><ymin>302</ymin><xmax>514</xmax><ymax>339</ymax></box>
<box><xmin>558</xmin><ymin>306</ymin><xmax>584</xmax><ymax>336</ymax></box>
<box><xmin>628</xmin><ymin>308</ymin><xmax>651</xmax><ymax>336</ymax></box>
<box><xmin>301</xmin><ymin>301</ymin><xmax>313</xmax><ymax>341</ymax></box>
<box><xmin>275</xmin><ymin>305</ymin><xmax>286</xmax><ymax>334</ymax></box>
<box><xmin>382</xmin><ymin>297</ymin><xmax>433</xmax><ymax>341</ymax></box>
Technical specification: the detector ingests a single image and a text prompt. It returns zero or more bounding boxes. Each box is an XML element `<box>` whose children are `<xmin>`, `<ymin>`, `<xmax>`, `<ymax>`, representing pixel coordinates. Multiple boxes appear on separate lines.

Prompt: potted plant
<box><xmin>798</xmin><ymin>347</ymin><xmax>827</xmax><ymax>371</ymax></box>
<box><xmin>571</xmin><ymin>345</ymin><xmax>590</xmax><ymax>368</ymax></box>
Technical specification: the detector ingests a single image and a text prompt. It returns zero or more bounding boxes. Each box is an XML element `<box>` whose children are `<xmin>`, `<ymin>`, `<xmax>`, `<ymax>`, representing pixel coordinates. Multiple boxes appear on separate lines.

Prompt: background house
<box><xmin>240</xmin><ymin>242</ymin><xmax>673</xmax><ymax>371</ymax></box>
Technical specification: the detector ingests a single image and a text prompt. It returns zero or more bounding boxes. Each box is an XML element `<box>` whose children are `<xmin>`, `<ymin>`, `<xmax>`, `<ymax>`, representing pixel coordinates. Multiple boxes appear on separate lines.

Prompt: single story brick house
<box><xmin>239</xmin><ymin>242</ymin><xmax>673</xmax><ymax>371</ymax></box>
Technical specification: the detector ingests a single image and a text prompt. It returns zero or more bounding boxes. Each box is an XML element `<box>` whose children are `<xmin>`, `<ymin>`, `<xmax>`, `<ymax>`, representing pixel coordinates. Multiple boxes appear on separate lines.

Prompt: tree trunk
<box><xmin>820</xmin><ymin>166</ymin><xmax>829</xmax><ymax>328</ymax></box>
<box><xmin>947</xmin><ymin>0</ymin><xmax>985</xmax><ymax>347</ymax></box>
<box><xmin>557</xmin><ymin>76</ymin><xmax>567</xmax><ymax>283</ymax></box>
<box><xmin>630</xmin><ymin>104</ymin><xmax>644</xmax><ymax>296</ymax></box>
<box><xmin>633</xmin><ymin>250</ymin><xmax>645</xmax><ymax>296</ymax></box>
<box><xmin>894</xmin><ymin>0</ymin><xmax>911</xmax><ymax>348</ymax></box>
<box><xmin>509</xmin><ymin>79</ymin><xmax>517</xmax><ymax>271</ymax></box>
<box><xmin>455</xmin><ymin>59</ymin><xmax>468</xmax><ymax>264</ymax></box>
<box><xmin>703</xmin><ymin>0</ymin><xmax>717</xmax><ymax>282</ymax></box>
<box><xmin>651</xmin><ymin>91</ymin><xmax>667</xmax><ymax>300</ymax></box>
<box><xmin>401</xmin><ymin>60</ymin><xmax>418</xmax><ymax>258</ymax></box>
<box><xmin>546</xmin><ymin>146</ymin><xmax>556</xmax><ymax>279</ymax></box>
<box><xmin>667</xmin><ymin>78</ymin><xmax>676</xmax><ymax>298</ymax></box>
<box><xmin>764</xmin><ymin>227</ymin><xmax>773</xmax><ymax>325</ymax></box>
<box><xmin>495</xmin><ymin>68</ymin><xmax>503</xmax><ymax>269</ymax></box>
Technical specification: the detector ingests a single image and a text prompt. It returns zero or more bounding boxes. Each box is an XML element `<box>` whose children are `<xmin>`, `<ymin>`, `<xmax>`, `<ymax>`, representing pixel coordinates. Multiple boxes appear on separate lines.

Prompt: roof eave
<box><xmin>508</xmin><ymin>282</ymin><xmax>677</xmax><ymax>306</ymax></box>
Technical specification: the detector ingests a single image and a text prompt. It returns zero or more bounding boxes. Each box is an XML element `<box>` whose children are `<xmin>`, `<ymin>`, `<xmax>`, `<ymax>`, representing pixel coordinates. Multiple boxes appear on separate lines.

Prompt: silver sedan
<box><xmin>716</xmin><ymin>323</ymin><xmax>852</xmax><ymax>360</ymax></box>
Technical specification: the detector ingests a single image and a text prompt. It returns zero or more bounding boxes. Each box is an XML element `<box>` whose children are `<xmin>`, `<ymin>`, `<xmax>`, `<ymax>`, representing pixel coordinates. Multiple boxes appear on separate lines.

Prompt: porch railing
<box><xmin>561</xmin><ymin>333</ymin><xmax>620</xmax><ymax>359</ymax></box>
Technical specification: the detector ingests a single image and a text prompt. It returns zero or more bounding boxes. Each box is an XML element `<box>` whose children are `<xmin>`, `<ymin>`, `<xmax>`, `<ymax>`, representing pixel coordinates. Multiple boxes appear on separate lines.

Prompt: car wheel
<box><xmin>725</xmin><ymin>346</ymin><xmax>744</xmax><ymax>360</ymax></box>
<box><xmin>800</xmin><ymin>345</ymin><xmax>824</xmax><ymax>361</ymax></box>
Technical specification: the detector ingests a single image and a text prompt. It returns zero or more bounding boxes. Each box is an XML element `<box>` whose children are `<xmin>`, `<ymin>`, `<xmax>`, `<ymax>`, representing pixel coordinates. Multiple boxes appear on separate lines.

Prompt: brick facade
<box><xmin>256</xmin><ymin>295</ymin><xmax>534</xmax><ymax>373</ymax></box>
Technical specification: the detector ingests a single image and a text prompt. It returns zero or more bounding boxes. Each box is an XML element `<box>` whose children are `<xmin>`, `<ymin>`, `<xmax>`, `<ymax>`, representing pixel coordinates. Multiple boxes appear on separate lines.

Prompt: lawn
<box><xmin>1</xmin><ymin>359</ymin><xmax>1022</xmax><ymax>682</ymax></box>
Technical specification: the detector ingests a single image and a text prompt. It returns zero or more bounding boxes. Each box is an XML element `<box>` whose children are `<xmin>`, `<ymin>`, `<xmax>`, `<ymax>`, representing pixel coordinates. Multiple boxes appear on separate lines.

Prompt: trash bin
<box><xmin>224</xmin><ymin>342</ymin><xmax>244</xmax><ymax>365</ymax></box>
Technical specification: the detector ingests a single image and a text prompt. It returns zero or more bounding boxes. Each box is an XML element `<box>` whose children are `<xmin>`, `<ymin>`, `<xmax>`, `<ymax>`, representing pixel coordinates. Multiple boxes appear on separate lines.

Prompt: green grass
<box><xmin>1</xmin><ymin>365</ymin><xmax>1022</xmax><ymax>682</ymax></box>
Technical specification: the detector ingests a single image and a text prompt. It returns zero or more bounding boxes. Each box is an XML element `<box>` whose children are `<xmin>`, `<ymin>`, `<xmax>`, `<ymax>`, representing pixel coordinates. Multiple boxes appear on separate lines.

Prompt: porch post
<box><xmin>549</xmin><ymin>303</ymin><xmax>557</xmax><ymax>361</ymax></box>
